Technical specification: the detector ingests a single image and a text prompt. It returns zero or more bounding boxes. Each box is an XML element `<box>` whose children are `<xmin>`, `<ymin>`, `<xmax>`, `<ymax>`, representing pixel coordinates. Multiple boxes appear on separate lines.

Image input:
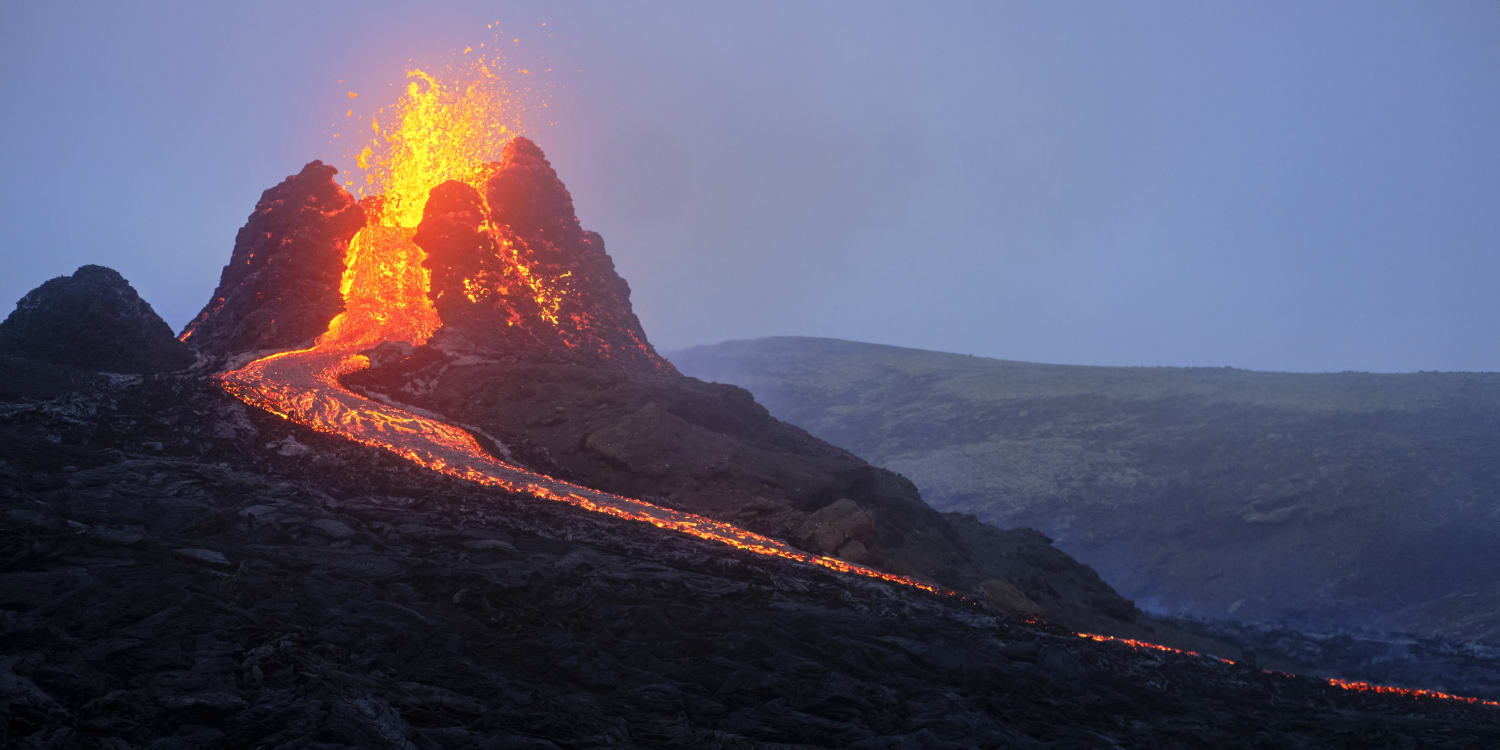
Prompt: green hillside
<box><xmin>672</xmin><ymin>337</ymin><xmax>1500</xmax><ymax>642</ymax></box>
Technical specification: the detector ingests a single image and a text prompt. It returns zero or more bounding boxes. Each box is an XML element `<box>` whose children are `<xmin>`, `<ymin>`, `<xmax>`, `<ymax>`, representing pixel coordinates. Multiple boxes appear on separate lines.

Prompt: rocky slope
<box><xmin>4</xmin><ymin>361</ymin><xmax>1499</xmax><ymax>747</ymax></box>
<box><xmin>176</xmin><ymin>160</ymin><xmax>364</xmax><ymax>359</ymax></box>
<box><xmin>672</xmin><ymin>336</ymin><xmax>1500</xmax><ymax>643</ymax></box>
<box><xmin>416</xmin><ymin>139</ymin><xmax>671</xmax><ymax>373</ymax></box>
<box><xmin>0</xmin><ymin>265</ymin><xmax>191</xmax><ymax>375</ymax></box>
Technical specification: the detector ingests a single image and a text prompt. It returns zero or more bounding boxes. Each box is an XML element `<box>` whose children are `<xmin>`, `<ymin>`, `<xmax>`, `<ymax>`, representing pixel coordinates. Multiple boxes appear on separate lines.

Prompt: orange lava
<box><xmin>1325</xmin><ymin>677</ymin><xmax>1500</xmax><ymax>708</ymax></box>
<box><xmin>219</xmin><ymin>59</ymin><xmax>949</xmax><ymax>599</ymax></box>
<box><xmin>1075</xmin><ymin>631</ymin><xmax>1500</xmax><ymax>708</ymax></box>
<box><xmin>1075</xmin><ymin>631</ymin><xmax>1236</xmax><ymax>666</ymax></box>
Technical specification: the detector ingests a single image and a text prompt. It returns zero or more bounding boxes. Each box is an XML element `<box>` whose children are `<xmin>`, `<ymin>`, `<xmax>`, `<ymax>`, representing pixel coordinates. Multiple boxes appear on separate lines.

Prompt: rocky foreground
<box><xmin>3</xmin><ymin>372</ymin><xmax>1499</xmax><ymax>748</ymax></box>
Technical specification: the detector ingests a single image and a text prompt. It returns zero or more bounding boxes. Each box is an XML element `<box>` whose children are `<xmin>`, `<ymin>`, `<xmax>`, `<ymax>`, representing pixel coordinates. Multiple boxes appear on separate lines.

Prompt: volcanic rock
<box><xmin>2</xmin><ymin>372</ymin><xmax>1499</xmax><ymax>747</ymax></box>
<box><xmin>486</xmin><ymin>136</ymin><xmax>586</xmax><ymax>243</ymax></box>
<box><xmin>177</xmin><ymin>161</ymin><xmax>363</xmax><ymax>360</ymax></box>
<box><xmin>794</xmin><ymin>498</ymin><xmax>878</xmax><ymax>562</ymax></box>
<box><xmin>414</xmin><ymin>138</ymin><xmax>673</xmax><ymax>373</ymax></box>
<box><xmin>0</xmin><ymin>265</ymin><xmax>191</xmax><ymax>374</ymax></box>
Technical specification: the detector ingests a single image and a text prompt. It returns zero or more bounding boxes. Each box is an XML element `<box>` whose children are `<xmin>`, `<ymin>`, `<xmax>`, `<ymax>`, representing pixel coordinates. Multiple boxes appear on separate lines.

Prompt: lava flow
<box><xmin>217</xmin><ymin>62</ymin><xmax>947</xmax><ymax>598</ymax></box>
<box><xmin>1076</xmin><ymin>631</ymin><xmax>1500</xmax><ymax>708</ymax></box>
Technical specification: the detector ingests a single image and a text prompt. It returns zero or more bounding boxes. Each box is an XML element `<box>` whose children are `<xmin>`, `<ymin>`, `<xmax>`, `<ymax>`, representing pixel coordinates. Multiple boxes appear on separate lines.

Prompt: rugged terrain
<box><xmin>4</xmin><ymin>366</ymin><xmax>1500</xmax><ymax>747</ymax></box>
<box><xmin>672</xmin><ymin>337</ymin><xmax>1500</xmax><ymax>644</ymax></box>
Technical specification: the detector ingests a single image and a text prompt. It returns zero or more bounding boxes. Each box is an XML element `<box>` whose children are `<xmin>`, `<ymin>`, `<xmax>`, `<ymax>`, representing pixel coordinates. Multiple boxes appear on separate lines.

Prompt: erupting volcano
<box><xmin>183</xmin><ymin>63</ymin><xmax>946</xmax><ymax>596</ymax></box>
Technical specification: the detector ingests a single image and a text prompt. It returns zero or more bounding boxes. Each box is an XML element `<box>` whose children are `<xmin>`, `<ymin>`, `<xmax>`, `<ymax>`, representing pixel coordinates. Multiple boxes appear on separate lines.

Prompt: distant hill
<box><xmin>0</xmin><ymin>264</ymin><xmax>191</xmax><ymax>375</ymax></box>
<box><xmin>672</xmin><ymin>336</ymin><xmax>1500</xmax><ymax>643</ymax></box>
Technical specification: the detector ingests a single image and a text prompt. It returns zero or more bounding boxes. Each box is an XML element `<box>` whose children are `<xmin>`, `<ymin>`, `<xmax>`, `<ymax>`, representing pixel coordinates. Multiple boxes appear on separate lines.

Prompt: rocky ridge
<box><xmin>177</xmin><ymin>160</ymin><xmax>364</xmax><ymax>359</ymax></box>
<box><xmin>415</xmin><ymin>138</ymin><xmax>673</xmax><ymax>373</ymax></box>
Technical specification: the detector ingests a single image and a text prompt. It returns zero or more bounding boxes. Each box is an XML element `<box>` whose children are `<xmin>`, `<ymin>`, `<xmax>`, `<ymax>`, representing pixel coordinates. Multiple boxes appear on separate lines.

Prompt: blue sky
<box><xmin>2</xmin><ymin>1</ymin><xmax>1497</xmax><ymax>371</ymax></box>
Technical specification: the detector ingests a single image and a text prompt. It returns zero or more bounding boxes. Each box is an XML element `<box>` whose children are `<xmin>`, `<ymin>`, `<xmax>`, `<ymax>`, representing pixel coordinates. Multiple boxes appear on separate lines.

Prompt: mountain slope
<box><xmin>672</xmin><ymin>336</ymin><xmax>1500</xmax><ymax>642</ymax></box>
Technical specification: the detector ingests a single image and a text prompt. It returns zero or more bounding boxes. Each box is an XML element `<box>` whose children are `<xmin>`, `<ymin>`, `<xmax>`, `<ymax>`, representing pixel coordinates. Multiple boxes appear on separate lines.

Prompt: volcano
<box><xmin>174</xmin><ymin>129</ymin><xmax>1136</xmax><ymax>613</ymax></box>
<box><xmin>167</xmin><ymin>59</ymin><xmax>1128</xmax><ymax>609</ymax></box>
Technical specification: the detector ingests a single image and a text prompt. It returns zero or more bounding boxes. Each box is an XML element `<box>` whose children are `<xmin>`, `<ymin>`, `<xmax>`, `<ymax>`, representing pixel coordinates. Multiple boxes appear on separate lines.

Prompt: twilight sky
<box><xmin>2</xmin><ymin>1</ymin><xmax>1497</xmax><ymax>372</ymax></box>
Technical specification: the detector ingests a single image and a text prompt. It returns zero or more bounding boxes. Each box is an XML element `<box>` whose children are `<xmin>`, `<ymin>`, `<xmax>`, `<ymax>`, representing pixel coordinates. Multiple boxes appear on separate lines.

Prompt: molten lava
<box><xmin>1075</xmin><ymin>631</ymin><xmax>1237</xmax><ymax>666</ymax></box>
<box><xmin>1075</xmin><ymin>631</ymin><xmax>1500</xmax><ymax>708</ymax></box>
<box><xmin>1324</xmin><ymin>677</ymin><xmax>1500</xmax><ymax>708</ymax></box>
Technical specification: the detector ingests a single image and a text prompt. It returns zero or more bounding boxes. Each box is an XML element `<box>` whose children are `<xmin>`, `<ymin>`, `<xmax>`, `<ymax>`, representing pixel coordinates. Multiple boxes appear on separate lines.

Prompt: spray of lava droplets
<box><xmin>216</xmin><ymin>37</ymin><xmax>1498</xmax><ymax>712</ymax></box>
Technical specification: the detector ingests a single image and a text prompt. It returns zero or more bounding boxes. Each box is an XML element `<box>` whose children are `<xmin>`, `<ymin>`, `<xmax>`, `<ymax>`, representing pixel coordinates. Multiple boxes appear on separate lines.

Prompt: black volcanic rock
<box><xmin>178</xmin><ymin>161</ymin><xmax>363</xmax><ymax>360</ymax></box>
<box><xmin>486</xmin><ymin>135</ymin><xmax>587</xmax><ymax>245</ymax></box>
<box><xmin>414</xmin><ymin>180</ymin><xmax>515</xmax><ymax>337</ymax></box>
<box><xmin>415</xmin><ymin>138</ymin><xmax>673</xmax><ymax>373</ymax></box>
<box><xmin>0</xmin><ymin>264</ymin><xmax>190</xmax><ymax>373</ymax></box>
<box><xmin>2</xmin><ymin>370</ymin><xmax>1499</xmax><ymax>747</ymax></box>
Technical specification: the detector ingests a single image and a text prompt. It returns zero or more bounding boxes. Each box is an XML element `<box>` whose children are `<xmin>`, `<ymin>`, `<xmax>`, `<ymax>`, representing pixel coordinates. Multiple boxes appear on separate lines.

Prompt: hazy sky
<box><xmin>3</xmin><ymin>1</ymin><xmax>1496</xmax><ymax>372</ymax></box>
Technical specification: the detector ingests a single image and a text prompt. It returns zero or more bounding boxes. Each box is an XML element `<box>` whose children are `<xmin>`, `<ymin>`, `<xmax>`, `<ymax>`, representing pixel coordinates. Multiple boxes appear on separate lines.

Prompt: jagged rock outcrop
<box><xmin>415</xmin><ymin>138</ymin><xmax>673</xmax><ymax>373</ymax></box>
<box><xmin>0</xmin><ymin>265</ymin><xmax>190</xmax><ymax>373</ymax></box>
<box><xmin>178</xmin><ymin>161</ymin><xmax>363</xmax><ymax>360</ymax></box>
